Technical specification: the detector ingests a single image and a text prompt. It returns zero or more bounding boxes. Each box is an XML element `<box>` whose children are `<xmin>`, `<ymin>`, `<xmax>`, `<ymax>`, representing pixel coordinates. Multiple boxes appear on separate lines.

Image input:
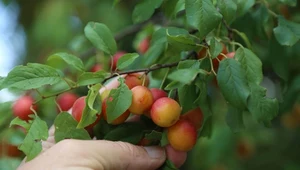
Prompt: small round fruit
<box><xmin>226</xmin><ymin>52</ymin><xmax>235</xmax><ymax>58</ymax></box>
<box><xmin>12</xmin><ymin>96</ymin><xmax>37</xmax><ymax>121</ymax></box>
<box><xmin>111</xmin><ymin>51</ymin><xmax>126</xmax><ymax>71</ymax></box>
<box><xmin>181</xmin><ymin>107</ymin><xmax>203</xmax><ymax>130</ymax></box>
<box><xmin>102</xmin><ymin>97</ymin><xmax>130</xmax><ymax>125</ymax></box>
<box><xmin>138</xmin><ymin>37</ymin><xmax>150</xmax><ymax>54</ymax></box>
<box><xmin>197</xmin><ymin>48</ymin><xmax>207</xmax><ymax>59</ymax></box>
<box><xmin>212</xmin><ymin>44</ymin><xmax>228</xmax><ymax>71</ymax></box>
<box><xmin>129</xmin><ymin>86</ymin><xmax>154</xmax><ymax>115</ymax></box>
<box><xmin>90</xmin><ymin>64</ymin><xmax>102</xmax><ymax>72</ymax></box>
<box><xmin>149</xmin><ymin>88</ymin><xmax>167</xmax><ymax>102</ymax></box>
<box><xmin>57</xmin><ymin>92</ymin><xmax>78</xmax><ymax>112</ymax></box>
<box><xmin>166</xmin><ymin>144</ymin><xmax>187</xmax><ymax>168</ymax></box>
<box><xmin>125</xmin><ymin>73</ymin><xmax>149</xmax><ymax>89</ymax></box>
<box><xmin>167</xmin><ymin>119</ymin><xmax>197</xmax><ymax>151</ymax></box>
<box><xmin>71</xmin><ymin>96</ymin><xmax>101</xmax><ymax>128</ymax></box>
<box><xmin>150</xmin><ymin>97</ymin><xmax>181</xmax><ymax>127</ymax></box>
<box><xmin>0</xmin><ymin>142</ymin><xmax>22</xmax><ymax>157</ymax></box>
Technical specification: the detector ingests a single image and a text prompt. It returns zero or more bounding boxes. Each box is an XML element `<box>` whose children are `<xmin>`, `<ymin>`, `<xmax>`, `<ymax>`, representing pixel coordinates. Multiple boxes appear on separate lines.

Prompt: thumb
<box><xmin>84</xmin><ymin>140</ymin><xmax>166</xmax><ymax>170</ymax></box>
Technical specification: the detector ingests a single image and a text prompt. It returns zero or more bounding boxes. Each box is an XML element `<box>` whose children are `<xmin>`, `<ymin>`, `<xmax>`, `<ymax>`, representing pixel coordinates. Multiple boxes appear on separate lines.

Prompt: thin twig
<box><xmin>222</xmin><ymin>19</ymin><xmax>234</xmax><ymax>41</ymax></box>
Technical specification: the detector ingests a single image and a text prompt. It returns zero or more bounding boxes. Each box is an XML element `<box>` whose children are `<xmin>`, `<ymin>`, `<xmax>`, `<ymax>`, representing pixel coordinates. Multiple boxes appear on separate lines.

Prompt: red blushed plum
<box><xmin>166</xmin><ymin>144</ymin><xmax>187</xmax><ymax>168</ymax></box>
<box><xmin>102</xmin><ymin>97</ymin><xmax>130</xmax><ymax>125</ymax></box>
<box><xmin>212</xmin><ymin>44</ymin><xmax>228</xmax><ymax>71</ymax></box>
<box><xmin>138</xmin><ymin>37</ymin><xmax>150</xmax><ymax>54</ymax></box>
<box><xmin>57</xmin><ymin>92</ymin><xmax>79</xmax><ymax>112</ymax></box>
<box><xmin>150</xmin><ymin>97</ymin><xmax>181</xmax><ymax>127</ymax></box>
<box><xmin>12</xmin><ymin>96</ymin><xmax>37</xmax><ymax>121</ymax></box>
<box><xmin>129</xmin><ymin>86</ymin><xmax>154</xmax><ymax>115</ymax></box>
<box><xmin>0</xmin><ymin>142</ymin><xmax>22</xmax><ymax>158</ymax></box>
<box><xmin>167</xmin><ymin>119</ymin><xmax>197</xmax><ymax>151</ymax></box>
<box><xmin>124</xmin><ymin>73</ymin><xmax>149</xmax><ymax>89</ymax></box>
<box><xmin>90</xmin><ymin>64</ymin><xmax>103</xmax><ymax>72</ymax></box>
<box><xmin>111</xmin><ymin>51</ymin><xmax>126</xmax><ymax>71</ymax></box>
<box><xmin>149</xmin><ymin>88</ymin><xmax>167</xmax><ymax>102</ymax></box>
<box><xmin>181</xmin><ymin>107</ymin><xmax>204</xmax><ymax>130</ymax></box>
<box><xmin>71</xmin><ymin>96</ymin><xmax>101</xmax><ymax>128</ymax></box>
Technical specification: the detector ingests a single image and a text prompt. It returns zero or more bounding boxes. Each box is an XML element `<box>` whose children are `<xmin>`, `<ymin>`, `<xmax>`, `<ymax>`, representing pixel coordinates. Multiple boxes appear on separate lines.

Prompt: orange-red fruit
<box><xmin>125</xmin><ymin>73</ymin><xmax>149</xmax><ymax>89</ymax></box>
<box><xmin>138</xmin><ymin>37</ymin><xmax>150</xmax><ymax>54</ymax></box>
<box><xmin>102</xmin><ymin>98</ymin><xmax>130</xmax><ymax>125</ymax></box>
<box><xmin>129</xmin><ymin>86</ymin><xmax>154</xmax><ymax>115</ymax></box>
<box><xmin>212</xmin><ymin>44</ymin><xmax>228</xmax><ymax>71</ymax></box>
<box><xmin>150</xmin><ymin>88</ymin><xmax>168</xmax><ymax>102</ymax></box>
<box><xmin>150</xmin><ymin>97</ymin><xmax>181</xmax><ymax>127</ymax></box>
<box><xmin>57</xmin><ymin>92</ymin><xmax>79</xmax><ymax>112</ymax></box>
<box><xmin>226</xmin><ymin>52</ymin><xmax>235</xmax><ymax>59</ymax></box>
<box><xmin>0</xmin><ymin>142</ymin><xmax>22</xmax><ymax>157</ymax></box>
<box><xmin>12</xmin><ymin>96</ymin><xmax>37</xmax><ymax>121</ymax></box>
<box><xmin>167</xmin><ymin>119</ymin><xmax>197</xmax><ymax>151</ymax></box>
<box><xmin>71</xmin><ymin>96</ymin><xmax>101</xmax><ymax>128</ymax></box>
<box><xmin>111</xmin><ymin>51</ymin><xmax>126</xmax><ymax>71</ymax></box>
<box><xmin>197</xmin><ymin>48</ymin><xmax>207</xmax><ymax>59</ymax></box>
<box><xmin>90</xmin><ymin>64</ymin><xmax>102</xmax><ymax>72</ymax></box>
<box><xmin>166</xmin><ymin>144</ymin><xmax>187</xmax><ymax>168</ymax></box>
<box><xmin>181</xmin><ymin>107</ymin><xmax>204</xmax><ymax>130</ymax></box>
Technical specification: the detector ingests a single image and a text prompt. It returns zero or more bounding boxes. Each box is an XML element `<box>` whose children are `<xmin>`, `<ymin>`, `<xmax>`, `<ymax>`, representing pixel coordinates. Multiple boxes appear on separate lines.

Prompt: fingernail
<box><xmin>144</xmin><ymin>146</ymin><xmax>166</xmax><ymax>159</ymax></box>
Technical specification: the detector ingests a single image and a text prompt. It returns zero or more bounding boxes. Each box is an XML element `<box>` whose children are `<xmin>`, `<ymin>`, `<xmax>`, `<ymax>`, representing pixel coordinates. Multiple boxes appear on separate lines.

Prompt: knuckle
<box><xmin>56</xmin><ymin>139</ymin><xmax>81</xmax><ymax>152</ymax></box>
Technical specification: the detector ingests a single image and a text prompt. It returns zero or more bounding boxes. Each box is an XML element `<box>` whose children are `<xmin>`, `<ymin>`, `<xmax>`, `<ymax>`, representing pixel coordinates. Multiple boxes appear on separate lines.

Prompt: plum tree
<box><xmin>71</xmin><ymin>96</ymin><xmax>101</xmax><ymax>128</ymax></box>
<box><xmin>129</xmin><ymin>86</ymin><xmax>154</xmax><ymax>114</ymax></box>
<box><xmin>12</xmin><ymin>96</ymin><xmax>37</xmax><ymax>121</ymax></box>
<box><xmin>167</xmin><ymin>119</ymin><xmax>197</xmax><ymax>151</ymax></box>
<box><xmin>57</xmin><ymin>92</ymin><xmax>79</xmax><ymax>112</ymax></box>
<box><xmin>102</xmin><ymin>97</ymin><xmax>130</xmax><ymax>125</ymax></box>
<box><xmin>150</xmin><ymin>97</ymin><xmax>181</xmax><ymax>127</ymax></box>
<box><xmin>124</xmin><ymin>73</ymin><xmax>149</xmax><ymax>89</ymax></box>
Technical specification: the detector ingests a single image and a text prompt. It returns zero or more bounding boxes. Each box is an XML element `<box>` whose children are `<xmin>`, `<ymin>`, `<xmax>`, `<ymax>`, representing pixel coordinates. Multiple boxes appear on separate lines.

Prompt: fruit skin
<box><xmin>166</xmin><ymin>144</ymin><xmax>187</xmax><ymax>168</ymax></box>
<box><xmin>212</xmin><ymin>44</ymin><xmax>228</xmax><ymax>71</ymax></box>
<box><xmin>111</xmin><ymin>51</ymin><xmax>126</xmax><ymax>71</ymax></box>
<box><xmin>90</xmin><ymin>64</ymin><xmax>102</xmax><ymax>72</ymax></box>
<box><xmin>12</xmin><ymin>96</ymin><xmax>37</xmax><ymax>121</ymax></box>
<box><xmin>236</xmin><ymin>138</ymin><xmax>255</xmax><ymax>160</ymax></box>
<box><xmin>125</xmin><ymin>73</ymin><xmax>149</xmax><ymax>89</ymax></box>
<box><xmin>129</xmin><ymin>86</ymin><xmax>154</xmax><ymax>115</ymax></box>
<box><xmin>167</xmin><ymin>119</ymin><xmax>197</xmax><ymax>151</ymax></box>
<box><xmin>151</xmin><ymin>97</ymin><xmax>181</xmax><ymax>127</ymax></box>
<box><xmin>0</xmin><ymin>142</ymin><xmax>22</xmax><ymax>157</ymax></box>
<box><xmin>197</xmin><ymin>48</ymin><xmax>208</xmax><ymax>59</ymax></box>
<box><xmin>138</xmin><ymin>36</ymin><xmax>150</xmax><ymax>54</ymax></box>
<box><xmin>71</xmin><ymin>96</ymin><xmax>101</xmax><ymax>128</ymax></box>
<box><xmin>57</xmin><ymin>92</ymin><xmax>79</xmax><ymax>112</ymax></box>
<box><xmin>181</xmin><ymin>107</ymin><xmax>203</xmax><ymax>130</ymax></box>
<box><xmin>149</xmin><ymin>88</ymin><xmax>168</xmax><ymax>102</ymax></box>
<box><xmin>102</xmin><ymin>97</ymin><xmax>130</xmax><ymax>125</ymax></box>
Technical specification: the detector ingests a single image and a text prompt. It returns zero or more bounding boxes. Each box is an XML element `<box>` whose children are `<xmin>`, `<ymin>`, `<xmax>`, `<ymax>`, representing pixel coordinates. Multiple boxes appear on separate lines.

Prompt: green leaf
<box><xmin>77</xmin><ymin>71</ymin><xmax>108</xmax><ymax>86</ymax></box>
<box><xmin>279</xmin><ymin>0</ymin><xmax>297</xmax><ymax>6</ymax></box>
<box><xmin>19</xmin><ymin>116</ymin><xmax>48</xmax><ymax>161</ymax></box>
<box><xmin>217</xmin><ymin>58</ymin><xmax>250</xmax><ymax>110</ymax></box>
<box><xmin>84</xmin><ymin>22</ymin><xmax>117</xmax><ymax>55</ymax></box>
<box><xmin>117</xmin><ymin>53</ymin><xmax>139</xmax><ymax>70</ymax></box>
<box><xmin>162</xmin><ymin>0</ymin><xmax>184</xmax><ymax>18</ymax></box>
<box><xmin>0</xmin><ymin>158</ymin><xmax>22</xmax><ymax>170</ymax></box>
<box><xmin>9</xmin><ymin>117</ymin><xmax>30</xmax><ymax>131</ymax></box>
<box><xmin>233</xmin><ymin>0</ymin><xmax>255</xmax><ymax>16</ymax></box>
<box><xmin>47</xmin><ymin>53</ymin><xmax>84</xmax><ymax>71</ymax></box>
<box><xmin>177</xmin><ymin>60</ymin><xmax>200</xmax><ymax>69</ymax></box>
<box><xmin>164</xmin><ymin>81</ymin><xmax>185</xmax><ymax>90</ymax></box>
<box><xmin>167</xmin><ymin>31</ymin><xmax>199</xmax><ymax>51</ymax></box>
<box><xmin>0</xmin><ymin>102</ymin><xmax>13</xmax><ymax>127</ymax></box>
<box><xmin>235</xmin><ymin>48</ymin><xmax>263</xmax><ymax>84</ymax></box>
<box><xmin>132</xmin><ymin>0</ymin><xmax>163</xmax><ymax>23</ymax></box>
<box><xmin>194</xmin><ymin>78</ymin><xmax>208</xmax><ymax>105</ymax></box>
<box><xmin>178</xmin><ymin>85</ymin><xmax>198</xmax><ymax>113</ymax></box>
<box><xmin>113</xmin><ymin>0</ymin><xmax>121</xmax><ymax>7</ymax></box>
<box><xmin>273</xmin><ymin>16</ymin><xmax>300</xmax><ymax>46</ymax></box>
<box><xmin>185</xmin><ymin>0</ymin><xmax>222</xmax><ymax>39</ymax></box>
<box><xmin>54</xmin><ymin>112</ymin><xmax>91</xmax><ymax>142</ymax></box>
<box><xmin>160</xmin><ymin>160</ymin><xmax>178</xmax><ymax>170</ymax></box>
<box><xmin>218</xmin><ymin>0</ymin><xmax>237</xmax><ymax>24</ymax></box>
<box><xmin>247</xmin><ymin>84</ymin><xmax>279</xmax><ymax>123</ymax></box>
<box><xmin>226</xmin><ymin>105</ymin><xmax>245</xmax><ymax>133</ymax></box>
<box><xmin>209</xmin><ymin>38</ymin><xmax>223</xmax><ymax>59</ymax></box>
<box><xmin>144</xmin><ymin>130</ymin><xmax>162</xmax><ymax>141</ymax></box>
<box><xmin>160</xmin><ymin>130</ymin><xmax>169</xmax><ymax>146</ymax></box>
<box><xmin>106</xmin><ymin>78</ymin><xmax>132</xmax><ymax>123</ymax></box>
<box><xmin>1</xmin><ymin>63</ymin><xmax>62</xmax><ymax>90</ymax></box>
<box><xmin>77</xmin><ymin>84</ymin><xmax>102</xmax><ymax>128</ymax></box>
<box><xmin>168</xmin><ymin>68</ymin><xmax>207</xmax><ymax>84</ymax></box>
<box><xmin>104</xmin><ymin>122</ymin><xmax>146</xmax><ymax>144</ymax></box>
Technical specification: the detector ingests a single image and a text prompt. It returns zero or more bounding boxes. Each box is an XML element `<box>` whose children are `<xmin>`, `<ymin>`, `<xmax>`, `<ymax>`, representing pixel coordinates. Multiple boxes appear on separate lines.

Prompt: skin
<box><xmin>18</xmin><ymin>74</ymin><xmax>186</xmax><ymax>170</ymax></box>
<box><xmin>57</xmin><ymin>92</ymin><xmax>78</xmax><ymax>112</ymax></box>
<box><xmin>12</xmin><ymin>96</ymin><xmax>37</xmax><ymax>121</ymax></box>
<box><xmin>150</xmin><ymin>97</ymin><xmax>181</xmax><ymax>127</ymax></box>
<box><xmin>167</xmin><ymin>119</ymin><xmax>197</xmax><ymax>152</ymax></box>
<box><xmin>129</xmin><ymin>86</ymin><xmax>154</xmax><ymax>115</ymax></box>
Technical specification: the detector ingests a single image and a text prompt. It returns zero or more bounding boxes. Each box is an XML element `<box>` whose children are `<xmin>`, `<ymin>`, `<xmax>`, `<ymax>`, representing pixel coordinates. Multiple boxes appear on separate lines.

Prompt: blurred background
<box><xmin>1</xmin><ymin>0</ymin><xmax>300</xmax><ymax>169</ymax></box>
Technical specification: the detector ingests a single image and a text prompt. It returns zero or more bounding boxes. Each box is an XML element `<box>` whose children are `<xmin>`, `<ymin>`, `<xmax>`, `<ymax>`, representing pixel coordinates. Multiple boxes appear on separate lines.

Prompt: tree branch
<box><xmin>222</xmin><ymin>19</ymin><xmax>234</xmax><ymax>41</ymax></box>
